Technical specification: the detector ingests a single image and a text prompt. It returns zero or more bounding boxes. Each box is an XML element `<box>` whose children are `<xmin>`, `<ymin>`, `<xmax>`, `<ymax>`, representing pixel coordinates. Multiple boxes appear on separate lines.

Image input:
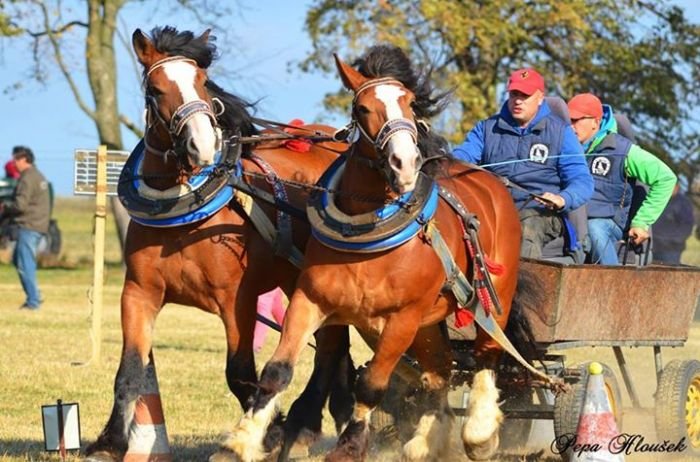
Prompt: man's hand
<box><xmin>628</xmin><ymin>226</ymin><xmax>650</xmax><ymax>245</ymax></box>
<box><xmin>536</xmin><ymin>192</ymin><xmax>566</xmax><ymax>210</ymax></box>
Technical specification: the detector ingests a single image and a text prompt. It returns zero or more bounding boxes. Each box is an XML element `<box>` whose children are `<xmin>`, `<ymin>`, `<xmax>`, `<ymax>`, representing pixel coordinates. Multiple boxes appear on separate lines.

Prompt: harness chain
<box><xmin>126</xmin><ymin>156</ymin><xmax>401</xmax><ymax>208</ymax></box>
<box><xmin>246</xmin><ymin>154</ymin><xmax>297</xmax><ymax>261</ymax></box>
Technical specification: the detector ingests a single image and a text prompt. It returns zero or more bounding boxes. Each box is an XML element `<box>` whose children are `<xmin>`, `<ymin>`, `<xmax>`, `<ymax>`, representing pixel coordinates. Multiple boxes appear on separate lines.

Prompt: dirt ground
<box><xmin>287</xmin><ymin>323</ymin><xmax>700</xmax><ymax>461</ymax></box>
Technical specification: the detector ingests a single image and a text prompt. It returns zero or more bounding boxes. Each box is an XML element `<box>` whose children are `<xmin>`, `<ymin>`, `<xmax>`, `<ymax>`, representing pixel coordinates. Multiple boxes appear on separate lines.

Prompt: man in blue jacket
<box><xmin>453</xmin><ymin>68</ymin><xmax>594</xmax><ymax>258</ymax></box>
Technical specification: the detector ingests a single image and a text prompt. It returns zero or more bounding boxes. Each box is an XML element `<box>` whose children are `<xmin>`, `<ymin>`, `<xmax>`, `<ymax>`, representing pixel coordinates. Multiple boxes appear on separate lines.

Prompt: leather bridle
<box><xmin>143</xmin><ymin>55</ymin><xmax>222</xmax><ymax>160</ymax></box>
<box><xmin>351</xmin><ymin>77</ymin><xmax>419</xmax><ymax>152</ymax></box>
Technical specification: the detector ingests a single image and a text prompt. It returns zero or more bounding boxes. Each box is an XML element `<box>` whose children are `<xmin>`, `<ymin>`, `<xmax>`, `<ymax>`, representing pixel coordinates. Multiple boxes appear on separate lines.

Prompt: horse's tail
<box><xmin>504</xmin><ymin>265</ymin><xmax>546</xmax><ymax>362</ymax></box>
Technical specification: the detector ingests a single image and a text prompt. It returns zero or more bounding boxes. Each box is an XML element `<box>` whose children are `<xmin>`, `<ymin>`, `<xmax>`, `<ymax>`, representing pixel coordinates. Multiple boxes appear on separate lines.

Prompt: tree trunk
<box><xmin>86</xmin><ymin>0</ymin><xmax>129</xmax><ymax>256</ymax></box>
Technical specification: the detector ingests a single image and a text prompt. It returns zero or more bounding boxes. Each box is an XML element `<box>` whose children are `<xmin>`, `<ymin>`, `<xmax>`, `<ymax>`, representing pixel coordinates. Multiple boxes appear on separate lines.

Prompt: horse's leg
<box><xmin>222</xmin><ymin>288</ymin><xmax>259</xmax><ymax>411</ymax></box>
<box><xmin>462</xmin><ymin>268</ymin><xmax>517</xmax><ymax>460</ymax></box>
<box><xmin>212</xmin><ymin>282</ymin><xmax>293</xmax><ymax>461</ymax></box>
<box><xmin>325</xmin><ymin>313</ymin><xmax>421</xmax><ymax>462</ymax></box>
<box><xmin>85</xmin><ymin>283</ymin><xmax>161</xmax><ymax>461</ymax></box>
<box><xmin>402</xmin><ymin>323</ymin><xmax>454</xmax><ymax>461</ymax></box>
<box><xmin>277</xmin><ymin>325</ymin><xmax>355</xmax><ymax>461</ymax></box>
<box><xmin>461</xmin><ymin>368</ymin><xmax>502</xmax><ymax>460</ymax></box>
<box><xmin>214</xmin><ymin>289</ymin><xmax>326</xmax><ymax>462</ymax></box>
<box><xmin>327</xmin><ymin>326</ymin><xmax>356</xmax><ymax>431</ymax></box>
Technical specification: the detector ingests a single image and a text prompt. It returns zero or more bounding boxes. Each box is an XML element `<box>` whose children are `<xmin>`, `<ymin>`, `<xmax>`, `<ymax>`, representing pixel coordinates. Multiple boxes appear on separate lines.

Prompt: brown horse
<box><xmin>224</xmin><ymin>45</ymin><xmax>524</xmax><ymax>461</ymax></box>
<box><xmin>84</xmin><ymin>27</ymin><xmax>354</xmax><ymax>461</ymax></box>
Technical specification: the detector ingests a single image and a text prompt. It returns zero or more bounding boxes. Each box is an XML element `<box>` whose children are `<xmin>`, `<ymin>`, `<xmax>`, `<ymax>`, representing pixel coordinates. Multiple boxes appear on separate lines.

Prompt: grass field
<box><xmin>1</xmin><ymin>197</ymin><xmax>699</xmax><ymax>461</ymax></box>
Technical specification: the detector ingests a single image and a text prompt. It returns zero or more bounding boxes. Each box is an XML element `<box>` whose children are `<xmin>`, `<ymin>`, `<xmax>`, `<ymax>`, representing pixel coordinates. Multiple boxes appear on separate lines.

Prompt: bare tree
<box><xmin>1</xmin><ymin>0</ymin><xmax>237</xmax><ymax>251</ymax></box>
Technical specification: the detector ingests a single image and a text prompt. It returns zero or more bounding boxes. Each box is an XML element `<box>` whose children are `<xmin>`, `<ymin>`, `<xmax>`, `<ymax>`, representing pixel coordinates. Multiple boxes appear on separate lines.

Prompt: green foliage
<box><xmin>302</xmin><ymin>0</ymin><xmax>700</xmax><ymax>170</ymax></box>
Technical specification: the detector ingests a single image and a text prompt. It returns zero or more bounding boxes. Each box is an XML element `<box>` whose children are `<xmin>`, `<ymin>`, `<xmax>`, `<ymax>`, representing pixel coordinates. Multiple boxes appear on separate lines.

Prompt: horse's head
<box><xmin>335</xmin><ymin>54</ymin><xmax>422</xmax><ymax>194</ymax></box>
<box><xmin>133</xmin><ymin>28</ymin><xmax>220</xmax><ymax>167</ymax></box>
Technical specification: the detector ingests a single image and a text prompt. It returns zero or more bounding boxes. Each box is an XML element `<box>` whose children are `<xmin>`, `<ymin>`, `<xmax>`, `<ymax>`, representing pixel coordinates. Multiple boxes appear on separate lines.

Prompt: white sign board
<box><xmin>41</xmin><ymin>402</ymin><xmax>81</xmax><ymax>451</ymax></box>
<box><xmin>73</xmin><ymin>149</ymin><xmax>130</xmax><ymax>196</ymax></box>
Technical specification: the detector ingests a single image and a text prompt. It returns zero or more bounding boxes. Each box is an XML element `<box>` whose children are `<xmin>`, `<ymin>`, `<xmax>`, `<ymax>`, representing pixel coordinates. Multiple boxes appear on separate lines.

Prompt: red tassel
<box><xmin>477</xmin><ymin>285</ymin><xmax>492</xmax><ymax>316</ymax></box>
<box><xmin>455</xmin><ymin>308</ymin><xmax>475</xmax><ymax>328</ymax></box>
<box><xmin>484</xmin><ymin>256</ymin><xmax>505</xmax><ymax>276</ymax></box>
<box><xmin>283</xmin><ymin>139</ymin><xmax>312</xmax><ymax>152</ymax></box>
<box><xmin>283</xmin><ymin>119</ymin><xmax>312</xmax><ymax>152</ymax></box>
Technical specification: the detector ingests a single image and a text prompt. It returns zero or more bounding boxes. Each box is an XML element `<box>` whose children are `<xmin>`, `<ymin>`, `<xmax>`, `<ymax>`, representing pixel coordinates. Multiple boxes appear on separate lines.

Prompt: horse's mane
<box><xmin>205</xmin><ymin>81</ymin><xmax>258</xmax><ymax>137</ymax></box>
<box><xmin>150</xmin><ymin>26</ymin><xmax>217</xmax><ymax>69</ymax></box>
<box><xmin>353</xmin><ymin>45</ymin><xmax>451</xmax><ymax>170</ymax></box>
<box><xmin>148</xmin><ymin>26</ymin><xmax>258</xmax><ymax>138</ymax></box>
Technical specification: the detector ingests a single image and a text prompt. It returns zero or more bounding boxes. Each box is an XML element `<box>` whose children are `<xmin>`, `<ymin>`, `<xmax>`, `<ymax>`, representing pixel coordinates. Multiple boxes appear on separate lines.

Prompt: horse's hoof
<box><xmin>287</xmin><ymin>428</ymin><xmax>321</xmax><ymax>458</ymax></box>
<box><xmin>324</xmin><ymin>448</ymin><xmax>360</xmax><ymax>462</ymax></box>
<box><xmin>402</xmin><ymin>435</ymin><xmax>429</xmax><ymax>461</ymax></box>
<box><xmin>463</xmin><ymin>433</ymin><xmax>499</xmax><ymax>461</ymax></box>
<box><xmin>83</xmin><ymin>451</ymin><xmax>120</xmax><ymax>462</ymax></box>
<box><xmin>209</xmin><ymin>447</ymin><xmax>242</xmax><ymax>462</ymax></box>
<box><xmin>324</xmin><ymin>439</ymin><xmax>368</xmax><ymax>462</ymax></box>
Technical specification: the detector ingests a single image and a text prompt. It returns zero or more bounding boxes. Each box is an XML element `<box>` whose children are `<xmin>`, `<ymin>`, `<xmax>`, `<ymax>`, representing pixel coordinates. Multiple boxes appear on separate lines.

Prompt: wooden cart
<box><xmin>373</xmin><ymin>259</ymin><xmax>700</xmax><ymax>459</ymax></box>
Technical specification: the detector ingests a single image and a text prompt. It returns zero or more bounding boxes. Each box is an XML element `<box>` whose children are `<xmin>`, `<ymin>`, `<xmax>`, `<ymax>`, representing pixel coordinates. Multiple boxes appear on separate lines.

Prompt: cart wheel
<box><xmin>500</xmin><ymin>388</ymin><xmax>534</xmax><ymax>449</ymax></box>
<box><xmin>654</xmin><ymin>359</ymin><xmax>700</xmax><ymax>455</ymax></box>
<box><xmin>553</xmin><ymin>362</ymin><xmax>623</xmax><ymax>460</ymax></box>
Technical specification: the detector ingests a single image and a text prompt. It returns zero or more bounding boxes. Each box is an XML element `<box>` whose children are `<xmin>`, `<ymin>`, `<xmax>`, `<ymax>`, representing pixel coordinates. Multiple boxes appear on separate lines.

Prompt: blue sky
<box><xmin>0</xmin><ymin>1</ymin><xmax>698</xmax><ymax>196</ymax></box>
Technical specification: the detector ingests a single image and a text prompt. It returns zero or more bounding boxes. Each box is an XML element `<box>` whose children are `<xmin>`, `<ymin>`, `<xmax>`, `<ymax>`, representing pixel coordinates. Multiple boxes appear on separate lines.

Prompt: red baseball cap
<box><xmin>4</xmin><ymin>160</ymin><xmax>19</xmax><ymax>179</ymax></box>
<box><xmin>568</xmin><ymin>93</ymin><xmax>603</xmax><ymax>120</ymax></box>
<box><xmin>507</xmin><ymin>68</ymin><xmax>545</xmax><ymax>95</ymax></box>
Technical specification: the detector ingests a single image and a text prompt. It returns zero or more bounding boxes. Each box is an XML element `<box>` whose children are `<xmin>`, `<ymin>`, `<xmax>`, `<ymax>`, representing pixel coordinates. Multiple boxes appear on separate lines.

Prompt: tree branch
<box><xmin>32</xmin><ymin>0</ymin><xmax>96</xmax><ymax>120</ymax></box>
<box><xmin>120</xmin><ymin>113</ymin><xmax>144</xmax><ymax>138</ymax></box>
<box><xmin>25</xmin><ymin>20</ymin><xmax>88</xmax><ymax>37</ymax></box>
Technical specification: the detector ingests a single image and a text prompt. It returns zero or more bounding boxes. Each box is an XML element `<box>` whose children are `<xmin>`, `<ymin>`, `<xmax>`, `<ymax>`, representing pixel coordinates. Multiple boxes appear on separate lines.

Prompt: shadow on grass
<box><xmin>0</xmin><ymin>437</ymin><xmax>560</xmax><ymax>461</ymax></box>
<box><xmin>0</xmin><ymin>438</ymin><xmax>81</xmax><ymax>460</ymax></box>
<box><xmin>0</xmin><ymin>438</ymin><xmax>221</xmax><ymax>461</ymax></box>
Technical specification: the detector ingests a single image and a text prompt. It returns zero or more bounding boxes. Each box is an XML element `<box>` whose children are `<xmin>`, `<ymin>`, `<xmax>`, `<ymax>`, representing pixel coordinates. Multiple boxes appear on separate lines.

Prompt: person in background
<box><xmin>453</xmin><ymin>68</ymin><xmax>593</xmax><ymax>258</ymax></box>
<box><xmin>0</xmin><ymin>146</ymin><xmax>50</xmax><ymax>309</ymax></box>
<box><xmin>4</xmin><ymin>159</ymin><xmax>20</xmax><ymax>180</ymax></box>
<box><xmin>567</xmin><ymin>93</ymin><xmax>676</xmax><ymax>265</ymax></box>
<box><xmin>0</xmin><ymin>157</ymin><xmax>21</xmax><ymax>247</ymax></box>
<box><xmin>652</xmin><ymin>179</ymin><xmax>694</xmax><ymax>265</ymax></box>
<box><xmin>253</xmin><ymin>288</ymin><xmax>287</xmax><ymax>352</ymax></box>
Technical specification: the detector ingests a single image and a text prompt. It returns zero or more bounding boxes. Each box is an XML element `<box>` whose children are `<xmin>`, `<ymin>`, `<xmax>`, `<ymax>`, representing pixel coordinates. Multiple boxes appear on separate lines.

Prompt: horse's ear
<box><xmin>198</xmin><ymin>29</ymin><xmax>211</xmax><ymax>44</ymax></box>
<box><xmin>132</xmin><ymin>29</ymin><xmax>155</xmax><ymax>67</ymax></box>
<box><xmin>334</xmin><ymin>53</ymin><xmax>367</xmax><ymax>92</ymax></box>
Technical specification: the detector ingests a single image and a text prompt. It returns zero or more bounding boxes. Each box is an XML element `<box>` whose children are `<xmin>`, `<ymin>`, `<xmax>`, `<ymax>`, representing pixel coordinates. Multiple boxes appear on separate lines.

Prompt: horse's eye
<box><xmin>356</xmin><ymin>105</ymin><xmax>371</xmax><ymax>115</ymax></box>
<box><xmin>148</xmin><ymin>86</ymin><xmax>164</xmax><ymax>97</ymax></box>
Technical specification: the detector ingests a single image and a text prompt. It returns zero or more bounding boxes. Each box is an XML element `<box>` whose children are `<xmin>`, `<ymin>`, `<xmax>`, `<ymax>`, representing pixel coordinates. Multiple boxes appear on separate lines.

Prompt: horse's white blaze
<box><xmin>163</xmin><ymin>61</ymin><xmax>217</xmax><ymax>165</ymax></box>
<box><xmin>375</xmin><ymin>84</ymin><xmax>419</xmax><ymax>192</ymax></box>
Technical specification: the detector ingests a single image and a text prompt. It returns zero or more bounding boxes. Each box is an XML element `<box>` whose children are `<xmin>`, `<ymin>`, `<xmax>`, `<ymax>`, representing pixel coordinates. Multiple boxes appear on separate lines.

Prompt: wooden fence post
<box><xmin>91</xmin><ymin>145</ymin><xmax>107</xmax><ymax>363</ymax></box>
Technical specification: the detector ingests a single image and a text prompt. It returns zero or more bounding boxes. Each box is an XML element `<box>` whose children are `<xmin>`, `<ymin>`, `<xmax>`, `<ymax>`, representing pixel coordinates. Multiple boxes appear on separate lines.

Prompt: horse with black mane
<box><xmin>84</xmin><ymin>26</ymin><xmax>355</xmax><ymax>461</ymax></box>
<box><xmin>224</xmin><ymin>45</ymin><xmax>526</xmax><ymax>461</ymax></box>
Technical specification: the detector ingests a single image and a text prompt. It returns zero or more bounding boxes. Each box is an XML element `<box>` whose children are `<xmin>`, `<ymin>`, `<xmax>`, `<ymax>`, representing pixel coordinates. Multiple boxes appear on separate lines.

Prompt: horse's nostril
<box><xmin>187</xmin><ymin>137</ymin><xmax>198</xmax><ymax>154</ymax></box>
<box><xmin>390</xmin><ymin>155</ymin><xmax>403</xmax><ymax>171</ymax></box>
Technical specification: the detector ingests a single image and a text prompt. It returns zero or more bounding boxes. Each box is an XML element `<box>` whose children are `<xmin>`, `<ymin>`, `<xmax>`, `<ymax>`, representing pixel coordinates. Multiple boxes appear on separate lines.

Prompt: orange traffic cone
<box><xmin>124</xmin><ymin>355</ymin><xmax>173</xmax><ymax>462</ymax></box>
<box><xmin>572</xmin><ymin>362</ymin><xmax>623</xmax><ymax>461</ymax></box>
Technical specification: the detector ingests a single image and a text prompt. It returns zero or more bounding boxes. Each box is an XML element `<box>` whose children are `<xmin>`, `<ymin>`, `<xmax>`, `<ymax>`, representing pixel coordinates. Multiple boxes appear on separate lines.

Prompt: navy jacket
<box><xmin>453</xmin><ymin>101</ymin><xmax>593</xmax><ymax>211</ymax></box>
<box><xmin>586</xmin><ymin>133</ymin><xmax>635</xmax><ymax>228</ymax></box>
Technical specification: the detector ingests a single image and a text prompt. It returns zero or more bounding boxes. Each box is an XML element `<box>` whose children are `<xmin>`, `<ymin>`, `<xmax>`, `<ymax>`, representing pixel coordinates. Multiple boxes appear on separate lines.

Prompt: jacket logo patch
<box><xmin>529</xmin><ymin>143</ymin><xmax>549</xmax><ymax>163</ymax></box>
<box><xmin>591</xmin><ymin>157</ymin><xmax>611</xmax><ymax>176</ymax></box>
